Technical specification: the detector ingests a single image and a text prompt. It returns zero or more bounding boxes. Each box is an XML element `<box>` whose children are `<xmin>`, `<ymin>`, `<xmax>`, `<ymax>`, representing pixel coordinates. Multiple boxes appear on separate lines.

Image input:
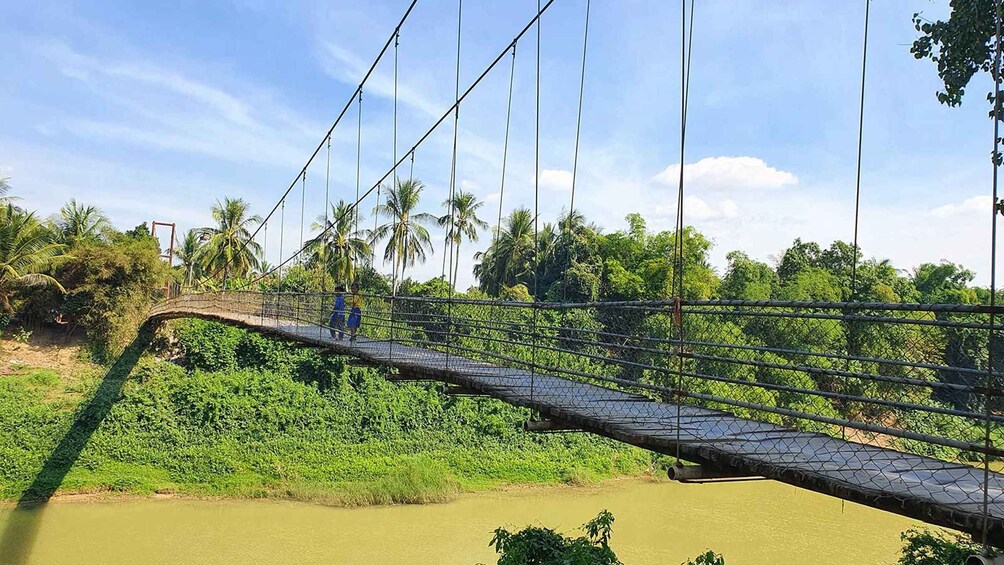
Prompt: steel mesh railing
<box><xmin>149</xmin><ymin>292</ymin><xmax>1004</xmax><ymax>459</ymax></box>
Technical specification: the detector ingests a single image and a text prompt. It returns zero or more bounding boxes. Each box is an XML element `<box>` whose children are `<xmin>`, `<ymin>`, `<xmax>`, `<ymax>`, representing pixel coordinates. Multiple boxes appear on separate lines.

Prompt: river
<box><xmin>0</xmin><ymin>478</ymin><xmax>925</xmax><ymax>564</ymax></box>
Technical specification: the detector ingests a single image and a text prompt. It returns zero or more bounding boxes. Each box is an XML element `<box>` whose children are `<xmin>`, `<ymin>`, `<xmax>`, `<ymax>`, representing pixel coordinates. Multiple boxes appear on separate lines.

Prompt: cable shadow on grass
<box><xmin>0</xmin><ymin>324</ymin><xmax>154</xmax><ymax>564</ymax></box>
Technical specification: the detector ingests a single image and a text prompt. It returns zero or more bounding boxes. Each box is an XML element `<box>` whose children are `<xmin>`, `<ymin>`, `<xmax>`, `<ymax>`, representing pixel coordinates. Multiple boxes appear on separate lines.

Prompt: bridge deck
<box><xmin>151</xmin><ymin>307</ymin><xmax>1004</xmax><ymax>544</ymax></box>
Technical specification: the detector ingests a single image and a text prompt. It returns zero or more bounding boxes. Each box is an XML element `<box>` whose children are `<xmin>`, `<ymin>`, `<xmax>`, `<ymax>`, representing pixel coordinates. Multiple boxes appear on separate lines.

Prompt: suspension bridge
<box><xmin>148</xmin><ymin>291</ymin><xmax>1004</xmax><ymax>545</ymax></box>
<box><xmin>154</xmin><ymin>0</ymin><xmax>1004</xmax><ymax>552</ymax></box>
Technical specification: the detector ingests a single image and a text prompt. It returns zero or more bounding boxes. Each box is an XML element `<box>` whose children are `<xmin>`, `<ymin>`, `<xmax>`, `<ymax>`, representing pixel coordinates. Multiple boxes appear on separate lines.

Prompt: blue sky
<box><xmin>1</xmin><ymin>0</ymin><xmax>998</xmax><ymax>287</ymax></box>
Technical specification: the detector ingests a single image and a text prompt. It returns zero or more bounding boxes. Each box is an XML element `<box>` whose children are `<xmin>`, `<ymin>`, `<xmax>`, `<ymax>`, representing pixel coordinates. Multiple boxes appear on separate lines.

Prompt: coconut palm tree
<box><xmin>438</xmin><ymin>190</ymin><xmax>488</xmax><ymax>288</ymax></box>
<box><xmin>303</xmin><ymin>200</ymin><xmax>371</xmax><ymax>284</ymax></box>
<box><xmin>0</xmin><ymin>177</ymin><xmax>13</xmax><ymax>203</ymax></box>
<box><xmin>371</xmin><ymin>179</ymin><xmax>437</xmax><ymax>289</ymax></box>
<box><xmin>0</xmin><ymin>204</ymin><xmax>68</xmax><ymax>314</ymax></box>
<box><xmin>174</xmin><ymin>229</ymin><xmax>203</xmax><ymax>288</ymax></box>
<box><xmin>54</xmin><ymin>199</ymin><xmax>110</xmax><ymax>246</ymax></box>
<box><xmin>196</xmin><ymin>197</ymin><xmax>262</xmax><ymax>284</ymax></box>
<box><xmin>474</xmin><ymin>207</ymin><xmax>535</xmax><ymax>295</ymax></box>
<box><xmin>558</xmin><ymin>208</ymin><xmax>588</xmax><ymax>237</ymax></box>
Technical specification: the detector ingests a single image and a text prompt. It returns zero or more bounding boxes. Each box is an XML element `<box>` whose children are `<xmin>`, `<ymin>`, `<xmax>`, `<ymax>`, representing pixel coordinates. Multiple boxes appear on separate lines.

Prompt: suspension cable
<box><xmin>442</xmin><ymin>0</ymin><xmax>464</xmax><ymax>287</ymax></box>
<box><xmin>493</xmin><ymin>43</ymin><xmax>517</xmax><ymax>253</ymax></box>
<box><xmin>391</xmin><ymin>27</ymin><xmax>401</xmax><ymax>290</ymax></box>
<box><xmin>530</xmin><ymin>0</ymin><xmax>542</xmax><ymax>403</ymax></box>
<box><xmin>444</xmin><ymin>0</ymin><xmax>463</xmax><ymax>372</ymax></box>
<box><xmin>850</xmin><ymin>0</ymin><xmax>870</xmax><ymax>301</ymax></box>
<box><xmin>841</xmin><ymin>0</ymin><xmax>871</xmax><ymax>454</ymax></box>
<box><xmin>373</xmin><ymin>179</ymin><xmax>380</xmax><ymax>269</ymax></box>
<box><xmin>323</xmin><ymin>134</ymin><xmax>331</xmax><ymax>293</ymax></box>
<box><xmin>561</xmin><ymin>0</ymin><xmax>591</xmax><ymax>303</ymax></box>
<box><xmin>237</xmin><ymin>0</ymin><xmax>557</xmax><ymax>289</ymax></box>
<box><xmin>299</xmin><ymin>170</ymin><xmax>306</xmax><ymax>265</ymax></box>
<box><xmin>449</xmin><ymin>0</ymin><xmax>463</xmax><ymax>289</ymax></box>
<box><xmin>983</xmin><ymin>0</ymin><xmax>1003</xmax><ymax>550</ymax></box>
<box><xmin>195</xmin><ymin>0</ymin><xmax>418</xmax><ymax>287</ymax></box>
<box><xmin>389</xmin><ymin>26</ymin><xmax>401</xmax><ymax>353</ymax></box>
<box><xmin>278</xmin><ymin>198</ymin><xmax>285</xmax><ymax>284</ymax></box>
<box><xmin>355</xmin><ymin>89</ymin><xmax>363</xmax><ymax>277</ymax></box>
<box><xmin>673</xmin><ymin>0</ymin><xmax>695</xmax><ymax>465</ymax></box>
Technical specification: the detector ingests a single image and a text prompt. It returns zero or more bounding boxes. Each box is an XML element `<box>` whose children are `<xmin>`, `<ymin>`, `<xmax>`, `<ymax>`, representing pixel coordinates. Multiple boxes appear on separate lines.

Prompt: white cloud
<box><xmin>34</xmin><ymin>40</ymin><xmax>317</xmax><ymax>169</ymax></box>
<box><xmin>320</xmin><ymin>41</ymin><xmax>442</xmax><ymax>119</ymax></box>
<box><xmin>655</xmin><ymin>196</ymin><xmax>738</xmax><ymax>221</ymax></box>
<box><xmin>536</xmin><ymin>169</ymin><xmax>573</xmax><ymax>192</ymax></box>
<box><xmin>930</xmin><ymin>195</ymin><xmax>992</xmax><ymax>218</ymax></box>
<box><xmin>653</xmin><ymin>156</ymin><xmax>798</xmax><ymax>191</ymax></box>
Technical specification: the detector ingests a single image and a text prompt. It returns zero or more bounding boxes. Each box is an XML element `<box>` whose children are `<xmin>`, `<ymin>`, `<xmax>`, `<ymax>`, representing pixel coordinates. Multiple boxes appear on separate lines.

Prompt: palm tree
<box><xmin>558</xmin><ymin>208</ymin><xmax>588</xmax><ymax>237</ymax></box>
<box><xmin>174</xmin><ymin>229</ymin><xmax>203</xmax><ymax>288</ymax></box>
<box><xmin>474</xmin><ymin>207</ymin><xmax>535</xmax><ymax>295</ymax></box>
<box><xmin>438</xmin><ymin>190</ymin><xmax>489</xmax><ymax>288</ymax></box>
<box><xmin>371</xmin><ymin>178</ymin><xmax>437</xmax><ymax>289</ymax></box>
<box><xmin>54</xmin><ymin>199</ymin><xmax>110</xmax><ymax>245</ymax></box>
<box><xmin>303</xmin><ymin>200</ymin><xmax>371</xmax><ymax>284</ymax></box>
<box><xmin>196</xmin><ymin>197</ymin><xmax>262</xmax><ymax>283</ymax></box>
<box><xmin>0</xmin><ymin>204</ymin><xmax>68</xmax><ymax>314</ymax></box>
<box><xmin>0</xmin><ymin>177</ymin><xmax>14</xmax><ymax>203</ymax></box>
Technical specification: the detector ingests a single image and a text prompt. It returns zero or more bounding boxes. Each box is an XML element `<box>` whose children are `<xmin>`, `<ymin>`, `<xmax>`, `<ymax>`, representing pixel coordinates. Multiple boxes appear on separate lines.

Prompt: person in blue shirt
<box><xmin>346</xmin><ymin>282</ymin><xmax>363</xmax><ymax>342</ymax></box>
<box><xmin>329</xmin><ymin>284</ymin><xmax>346</xmax><ymax>340</ymax></box>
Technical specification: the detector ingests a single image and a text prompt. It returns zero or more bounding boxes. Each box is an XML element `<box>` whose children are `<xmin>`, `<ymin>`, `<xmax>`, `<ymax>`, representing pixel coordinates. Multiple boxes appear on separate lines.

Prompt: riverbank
<box><xmin>0</xmin><ymin>321</ymin><xmax>652</xmax><ymax>506</ymax></box>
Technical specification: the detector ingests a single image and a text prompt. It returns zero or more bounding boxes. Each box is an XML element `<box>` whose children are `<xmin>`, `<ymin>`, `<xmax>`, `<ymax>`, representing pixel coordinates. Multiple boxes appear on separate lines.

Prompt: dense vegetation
<box><xmin>0</xmin><ymin>317</ymin><xmax>649</xmax><ymax>503</ymax></box>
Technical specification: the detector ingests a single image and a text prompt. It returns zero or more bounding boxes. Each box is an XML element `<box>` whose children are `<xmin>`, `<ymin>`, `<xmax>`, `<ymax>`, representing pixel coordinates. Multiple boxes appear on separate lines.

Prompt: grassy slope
<box><xmin>0</xmin><ymin>321</ymin><xmax>652</xmax><ymax>505</ymax></box>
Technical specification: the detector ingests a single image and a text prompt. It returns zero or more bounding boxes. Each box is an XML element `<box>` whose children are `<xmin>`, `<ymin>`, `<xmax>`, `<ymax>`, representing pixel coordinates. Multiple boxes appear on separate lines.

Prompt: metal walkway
<box><xmin>149</xmin><ymin>293</ymin><xmax>1004</xmax><ymax>545</ymax></box>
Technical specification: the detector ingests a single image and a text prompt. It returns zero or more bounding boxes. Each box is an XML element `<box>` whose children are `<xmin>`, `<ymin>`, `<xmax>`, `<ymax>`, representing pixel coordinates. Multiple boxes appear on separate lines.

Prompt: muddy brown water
<box><xmin>0</xmin><ymin>478</ymin><xmax>927</xmax><ymax>564</ymax></box>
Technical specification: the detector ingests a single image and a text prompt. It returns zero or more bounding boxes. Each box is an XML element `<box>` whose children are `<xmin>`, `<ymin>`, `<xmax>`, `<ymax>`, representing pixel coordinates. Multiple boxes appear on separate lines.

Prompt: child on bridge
<box><xmin>329</xmin><ymin>284</ymin><xmax>346</xmax><ymax>340</ymax></box>
<box><xmin>347</xmin><ymin>281</ymin><xmax>363</xmax><ymax>342</ymax></box>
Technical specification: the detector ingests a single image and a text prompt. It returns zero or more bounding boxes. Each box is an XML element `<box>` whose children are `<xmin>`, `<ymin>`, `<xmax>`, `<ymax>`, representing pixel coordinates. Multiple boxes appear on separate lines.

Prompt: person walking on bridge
<box><xmin>329</xmin><ymin>284</ymin><xmax>346</xmax><ymax>340</ymax></box>
<box><xmin>347</xmin><ymin>281</ymin><xmax>363</xmax><ymax>342</ymax></box>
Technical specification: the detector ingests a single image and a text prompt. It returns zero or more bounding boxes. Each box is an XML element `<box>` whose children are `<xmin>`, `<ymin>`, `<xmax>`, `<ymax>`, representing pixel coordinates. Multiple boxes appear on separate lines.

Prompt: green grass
<box><xmin>0</xmin><ymin>320</ymin><xmax>651</xmax><ymax>504</ymax></box>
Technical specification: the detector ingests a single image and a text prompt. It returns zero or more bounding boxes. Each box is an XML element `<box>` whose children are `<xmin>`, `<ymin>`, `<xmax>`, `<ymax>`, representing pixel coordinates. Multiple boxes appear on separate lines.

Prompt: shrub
<box><xmin>489</xmin><ymin>510</ymin><xmax>620</xmax><ymax>565</ymax></box>
<box><xmin>46</xmin><ymin>232</ymin><xmax>169</xmax><ymax>361</ymax></box>
<box><xmin>898</xmin><ymin>528</ymin><xmax>986</xmax><ymax>565</ymax></box>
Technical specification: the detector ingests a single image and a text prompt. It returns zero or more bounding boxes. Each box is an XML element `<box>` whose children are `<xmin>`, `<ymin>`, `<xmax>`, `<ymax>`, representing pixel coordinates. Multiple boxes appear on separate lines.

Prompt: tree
<box><xmin>174</xmin><ymin>229</ymin><xmax>203</xmax><ymax>288</ymax></box>
<box><xmin>912</xmin><ymin>2</ymin><xmax>1001</xmax><ymax>110</ymax></box>
<box><xmin>0</xmin><ymin>204</ymin><xmax>68</xmax><ymax>314</ymax></box>
<box><xmin>474</xmin><ymin>207</ymin><xmax>535</xmax><ymax>295</ymax></box>
<box><xmin>776</xmin><ymin>267</ymin><xmax>843</xmax><ymax>302</ymax></box>
<box><xmin>55</xmin><ymin>230</ymin><xmax>169</xmax><ymax>360</ymax></box>
<box><xmin>625</xmin><ymin>212</ymin><xmax>646</xmax><ymax>242</ymax></box>
<box><xmin>53</xmin><ymin>199</ymin><xmax>110</xmax><ymax>246</ymax></box>
<box><xmin>776</xmin><ymin>238</ymin><xmax>822</xmax><ymax>285</ymax></box>
<box><xmin>437</xmin><ymin>190</ymin><xmax>488</xmax><ymax>288</ymax></box>
<box><xmin>196</xmin><ymin>197</ymin><xmax>262</xmax><ymax>284</ymax></box>
<box><xmin>911</xmin><ymin>261</ymin><xmax>977</xmax><ymax>304</ymax></box>
<box><xmin>720</xmin><ymin>251</ymin><xmax>778</xmax><ymax>301</ymax></box>
<box><xmin>0</xmin><ymin>177</ymin><xmax>15</xmax><ymax>204</ymax></box>
<box><xmin>370</xmin><ymin>178</ymin><xmax>436</xmax><ymax>289</ymax></box>
<box><xmin>304</xmin><ymin>200</ymin><xmax>371</xmax><ymax>285</ymax></box>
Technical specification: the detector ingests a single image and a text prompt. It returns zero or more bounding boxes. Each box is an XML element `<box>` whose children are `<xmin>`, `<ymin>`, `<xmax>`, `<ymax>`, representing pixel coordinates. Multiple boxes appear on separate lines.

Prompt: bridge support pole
<box><xmin>667</xmin><ymin>462</ymin><xmax>753</xmax><ymax>482</ymax></box>
<box><xmin>441</xmin><ymin>384</ymin><xmax>489</xmax><ymax>397</ymax></box>
<box><xmin>524</xmin><ymin>419</ymin><xmax>580</xmax><ymax>433</ymax></box>
<box><xmin>385</xmin><ymin>371</ymin><xmax>436</xmax><ymax>383</ymax></box>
